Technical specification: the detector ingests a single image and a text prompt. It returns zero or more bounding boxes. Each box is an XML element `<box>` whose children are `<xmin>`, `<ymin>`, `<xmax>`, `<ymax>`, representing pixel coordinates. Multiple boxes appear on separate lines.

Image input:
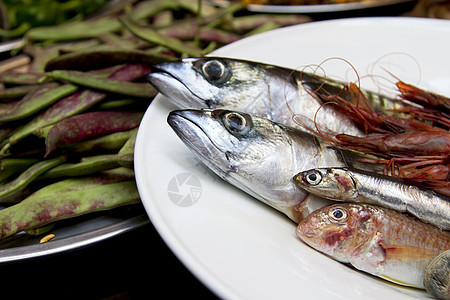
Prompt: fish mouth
<box><xmin>296</xmin><ymin>222</ymin><xmax>319</xmax><ymax>239</ymax></box>
<box><xmin>147</xmin><ymin>63</ymin><xmax>209</xmax><ymax>109</ymax></box>
<box><xmin>296</xmin><ymin>211</ymin><xmax>331</xmax><ymax>240</ymax></box>
<box><xmin>167</xmin><ymin>110</ymin><xmax>229</xmax><ymax>174</ymax></box>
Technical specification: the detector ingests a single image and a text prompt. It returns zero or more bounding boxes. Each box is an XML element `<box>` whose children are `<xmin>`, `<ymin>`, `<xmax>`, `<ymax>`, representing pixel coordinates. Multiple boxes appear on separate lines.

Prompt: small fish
<box><xmin>149</xmin><ymin>57</ymin><xmax>399</xmax><ymax>137</ymax></box>
<box><xmin>167</xmin><ymin>109</ymin><xmax>376</xmax><ymax>223</ymax></box>
<box><xmin>296</xmin><ymin>203</ymin><xmax>450</xmax><ymax>289</ymax></box>
<box><xmin>293</xmin><ymin>167</ymin><xmax>450</xmax><ymax>230</ymax></box>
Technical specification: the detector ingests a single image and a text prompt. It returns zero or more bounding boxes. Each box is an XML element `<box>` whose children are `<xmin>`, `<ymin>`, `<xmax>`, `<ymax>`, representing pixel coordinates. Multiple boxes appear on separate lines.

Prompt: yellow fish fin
<box><xmin>378</xmin><ymin>274</ymin><xmax>420</xmax><ymax>288</ymax></box>
<box><xmin>383</xmin><ymin>245</ymin><xmax>440</xmax><ymax>261</ymax></box>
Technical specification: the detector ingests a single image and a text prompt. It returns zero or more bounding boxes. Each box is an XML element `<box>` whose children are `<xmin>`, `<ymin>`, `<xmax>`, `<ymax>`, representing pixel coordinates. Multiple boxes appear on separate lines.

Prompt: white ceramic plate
<box><xmin>245</xmin><ymin>0</ymin><xmax>415</xmax><ymax>13</ymax></box>
<box><xmin>135</xmin><ymin>17</ymin><xmax>450</xmax><ymax>300</ymax></box>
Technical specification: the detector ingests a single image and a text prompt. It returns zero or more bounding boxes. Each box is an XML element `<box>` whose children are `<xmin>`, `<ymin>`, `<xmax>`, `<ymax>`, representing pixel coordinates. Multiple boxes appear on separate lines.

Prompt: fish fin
<box><xmin>382</xmin><ymin>245</ymin><xmax>440</xmax><ymax>261</ymax></box>
<box><xmin>378</xmin><ymin>274</ymin><xmax>421</xmax><ymax>288</ymax></box>
<box><xmin>351</xmin><ymin>232</ymin><xmax>386</xmax><ymax>269</ymax></box>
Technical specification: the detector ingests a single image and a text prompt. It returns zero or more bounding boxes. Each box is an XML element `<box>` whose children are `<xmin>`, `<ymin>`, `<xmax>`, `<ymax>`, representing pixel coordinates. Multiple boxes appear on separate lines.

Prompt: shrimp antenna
<box><xmin>368</xmin><ymin>52</ymin><xmax>422</xmax><ymax>86</ymax></box>
<box><xmin>317</xmin><ymin>56</ymin><xmax>362</xmax><ymax>89</ymax></box>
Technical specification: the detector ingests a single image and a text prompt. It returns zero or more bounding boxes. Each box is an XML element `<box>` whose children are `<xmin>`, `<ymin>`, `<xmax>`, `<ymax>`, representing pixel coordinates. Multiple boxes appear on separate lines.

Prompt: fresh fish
<box><xmin>167</xmin><ymin>108</ymin><xmax>378</xmax><ymax>223</ymax></box>
<box><xmin>148</xmin><ymin>57</ymin><xmax>399</xmax><ymax>137</ymax></box>
<box><xmin>296</xmin><ymin>203</ymin><xmax>450</xmax><ymax>289</ymax></box>
<box><xmin>293</xmin><ymin>167</ymin><xmax>450</xmax><ymax>230</ymax></box>
<box><xmin>424</xmin><ymin>250</ymin><xmax>450</xmax><ymax>300</ymax></box>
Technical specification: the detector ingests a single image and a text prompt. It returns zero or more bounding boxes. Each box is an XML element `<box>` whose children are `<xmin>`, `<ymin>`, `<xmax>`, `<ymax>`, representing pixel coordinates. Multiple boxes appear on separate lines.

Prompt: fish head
<box><xmin>148</xmin><ymin>57</ymin><xmax>282</xmax><ymax>112</ymax></box>
<box><xmin>167</xmin><ymin>108</ymin><xmax>310</xmax><ymax>220</ymax></box>
<box><xmin>293</xmin><ymin>168</ymin><xmax>357</xmax><ymax>201</ymax></box>
<box><xmin>296</xmin><ymin>203</ymin><xmax>375</xmax><ymax>262</ymax></box>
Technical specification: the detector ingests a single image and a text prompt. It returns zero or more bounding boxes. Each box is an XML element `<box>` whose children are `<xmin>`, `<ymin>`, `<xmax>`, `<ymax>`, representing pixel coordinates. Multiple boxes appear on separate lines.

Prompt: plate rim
<box><xmin>246</xmin><ymin>0</ymin><xmax>415</xmax><ymax>13</ymax></box>
<box><xmin>0</xmin><ymin>214</ymin><xmax>150</xmax><ymax>263</ymax></box>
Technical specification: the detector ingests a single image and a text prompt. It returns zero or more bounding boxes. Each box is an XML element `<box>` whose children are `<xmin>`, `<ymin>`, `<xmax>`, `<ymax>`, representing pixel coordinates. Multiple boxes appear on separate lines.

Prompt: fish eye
<box><xmin>303</xmin><ymin>170</ymin><xmax>322</xmax><ymax>185</ymax></box>
<box><xmin>222</xmin><ymin>112</ymin><xmax>253</xmax><ymax>136</ymax></box>
<box><xmin>328</xmin><ymin>207</ymin><xmax>349</xmax><ymax>224</ymax></box>
<box><xmin>201</xmin><ymin>60</ymin><xmax>231</xmax><ymax>85</ymax></box>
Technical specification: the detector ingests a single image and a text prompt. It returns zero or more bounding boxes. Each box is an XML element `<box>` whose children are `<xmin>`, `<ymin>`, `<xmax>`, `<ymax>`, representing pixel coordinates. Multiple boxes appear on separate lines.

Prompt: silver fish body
<box><xmin>150</xmin><ymin>57</ymin><xmax>374</xmax><ymax>137</ymax></box>
<box><xmin>167</xmin><ymin>109</ymin><xmax>376</xmax><ymax>223</ymax></box>
<box><xmin>294</xmin><ymin>167</ymin><xmax>450</xmax><ymax>230</ymax></box>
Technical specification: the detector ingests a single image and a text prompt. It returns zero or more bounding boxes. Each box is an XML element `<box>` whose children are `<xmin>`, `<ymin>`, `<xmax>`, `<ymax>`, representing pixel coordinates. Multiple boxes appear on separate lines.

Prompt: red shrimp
<box><xmin>391</xmin><ymin>106</ymin><xmax>450</xmax><ymax>130</ymax></box>
<box><xmin>358</xmin><ymin>156</ymin><xmax>449</xmax><ymax>196</ymax></box>
<box><xmin>313</xmin><ymin>82</ymin><xmax>386</xmax><ymax>134</ymax></box>
<box><xmin>313</xmin><ymin>83</ymin><xmax>445</xmax><ymax>135</ymax></box>
<box><xmin>396</xmin><ymin>81</ymin><xmax>450</xmax><ymax>112</ymax></box>
<box><xmin>336</xmin><ymin>131</ymin><xmax>450</xmax><ymax>157</ymax></box>
<box><xmin>306</xmin><ymin>74</ymin><xmax>449</xmax><ymax>196</ymax></box>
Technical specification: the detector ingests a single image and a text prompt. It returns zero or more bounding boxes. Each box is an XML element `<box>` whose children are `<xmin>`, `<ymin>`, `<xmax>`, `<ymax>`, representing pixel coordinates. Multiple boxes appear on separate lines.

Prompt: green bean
<box><xmin>32</xmin><ymin>167</ymin><xmax>136</xmax><ymax>198</ymax></box>
<box><xmin>194</xmin><ymin>0</ymin><xmax>202</xmax><ymax>47</ymax></box>
<box><xmin>176</xmin><ymin>0</ymin><xmax>218</xmax><ymax>17</ymax></box>
<box><xmin>0</xmin><ymin>85</ymin><xmax>41</xmax><ymax>99</ymax></box>
<box><xmin>0</xmin><ymin>84</ymin><xmax>50</xmax><ymax>127</ymax></box>
<box><xmin>68</xmin><ymin>129</ymin><xmax>138</xmax><ymax>153</ymax></box>
<box><xmin>120</xmin><ymin>18</ymin><xmax>204</xmax><ymax>57</ymax></box>
<box><xmin>25</xmin><ymin>38</ymin><xmax>101</xmax><ymax>68</ymax></box>
<box><xmin>0</xmin><ymin>102</ymin><xmax>15</xmax><ymax>115</ymax></box>
<box><xmin>118</xmin><ymin>128</ymin><xmax>138</xmax><ymax>168</ymax></box>
<box><xmin>40</xmin><ymin>154</ymin><xmax>120</xmax><ymax>179</ymax></box>
<box><xmin>2</xmin><ymin>90</ymin><xmax>105</xmax><ymax>151</ymax></box>
<box><xmin>0</xmin><ymin>71</ymin><xmax>45</xmax><ymax>85</ymax></box>
<box><xmin>33</xmin><ymin>124</ymin><xmax>53</xmax><ymax>140</ymax></box>
<box><xmin>152</xmin><ymin>10</ymin><xmax>174</xmax><ymax>28</ymax></box>
<box><xmin>0</xmin><ymin>158</ymin><xmax>39</xmax><ymax>183</ymax></box>
<box><xmin>45</xmin><ymin>111</ymin><xmax>143</xmax><ymax>156</ymax></box>
<box><xmin>0</xmin><ymin>156</ymin><xmax>66</xmax><ymax>202</ymax></box>
<box><xmin>0</xmin><ymin>23</ymin><xmax>31</xmax><ymax>38</ymax></box>
<box><xmin>100</xmin><ymin>167</ymin><xmax>136</xmax><ymax>181</ymax></box>
<box><xmin>202</xmin><ymin>3</ymin><xmax>244</xmax><ymax>30</ymax></box>
<box><xmin>47</xmin><ymin>70</ymin><xmax>155</xmax><ymax>98</ymax></box>
<box><xmin>49</xmin><ymin>39</ymin><xmax>101</xmax><ymax>54</ymax></box>
<box><xmin>225</xmin><ymin>14</ymin><xmax>311</xmax><ymax>33</ymax></box>
<box><xmin>160</xmin><ymin>24</ymin><xmax>240</xmax><ymax>44</ymax></box>
<box><xmin>26</xmin><ymin>18</ymin><xmax>121</xmax><ymax>41</ymax></box>
<box><xmin>88</xmin><ymin>64</ymin><xmax>130</xmax><ymax>77</ymax></box>
<box><xmin>25</xmin><ymin>224</ymin><xmax>55</xmax><ymax>236</ymax></box>
<box><xmin>0</xmin><ymin>83</ymin><xmax>78</xmax><ymax>123</ymax></box>
<box><xmin>243</xmin><ymin>22</ymin><xmax>280</xmax><ymax>38</ymax></box>
<box><xmin>44</xmin><ymin>48</ymin><xmax>175</xmax><ymax>71</ymax></box>
<box><xmin>25</xmin><ymin>45</ymin><xmax>61</xmax><ymax>74</ymax></box>
<box><xmin>95</xmin><ymin>98</ymin><xmax>138</xmax><ymax>110</ymax></box>
<box><xmin>0</xmin><ymin>180</ymin><xmax>140</xmax><ymax>240</ymax></box>
<box><xmin>129</xmin><ymin>0</ymin><xmax>179</xmax><ymax>21</ymax></box>
<box><xmin>100</xmin><ymin>64</ymin><xmax>152</xmax><ymax>82</ymax></box>
<box><xmin>97</xmin><ymin>33</ymin><xmax>141</xmax><ymax>50</ymax></box>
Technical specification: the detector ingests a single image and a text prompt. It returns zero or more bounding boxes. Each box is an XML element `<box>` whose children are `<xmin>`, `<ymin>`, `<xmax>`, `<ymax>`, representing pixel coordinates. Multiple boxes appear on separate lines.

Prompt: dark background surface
<box><xmin>0</xmin><ymin>221</ymin><xmax>218</xmax><ymax>299</ymax></box>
